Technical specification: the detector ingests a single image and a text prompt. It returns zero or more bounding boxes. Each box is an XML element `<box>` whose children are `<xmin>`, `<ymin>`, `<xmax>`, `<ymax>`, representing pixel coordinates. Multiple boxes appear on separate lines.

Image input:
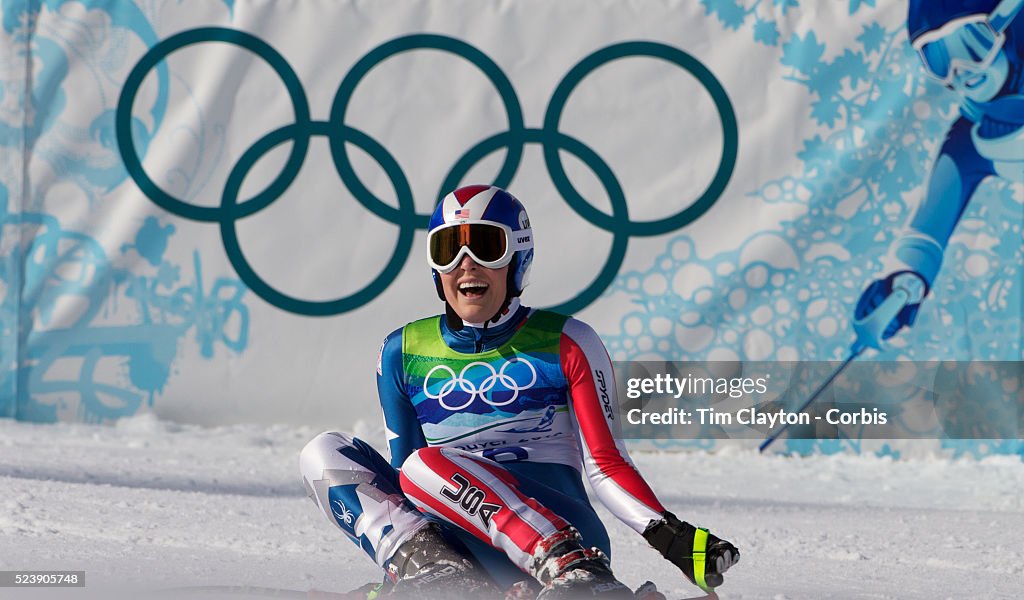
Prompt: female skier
<box><xmin>300</xmin><ymin>185</ymin><xmax>739</xmax><ymax>599</ymax></box>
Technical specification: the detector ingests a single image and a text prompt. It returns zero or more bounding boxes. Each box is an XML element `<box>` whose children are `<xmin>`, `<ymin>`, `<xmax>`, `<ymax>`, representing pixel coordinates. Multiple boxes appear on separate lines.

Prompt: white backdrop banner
<box><xmin>1</xmin><ymin>0</ymin><xmax>1020</xmax><ymax>457</ymax></box>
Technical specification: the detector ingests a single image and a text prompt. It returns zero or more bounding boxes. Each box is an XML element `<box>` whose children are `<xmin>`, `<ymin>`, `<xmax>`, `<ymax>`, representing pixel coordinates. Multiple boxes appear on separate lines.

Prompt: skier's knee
<box><xmin>301</xmin><ymin>431</ymin><xmax>397</xmax><ymax>484</ymax></box>
<box><xmin>299</xmin><ymin>431</ymin><xmax>365</xmax><ymax>483</ymax></box>
<box><xmin>400</xmin><ymin>444</ymin><xmax>434</xmax><ymax>474</ymax></box>
<box><xmin>402</xmin><ymin>446</ymin><xmax>511</xmax><ymax>482</ymax></box>
<box><xmin>301</xmin><ymin>430</ymin><xmax>350</xmax><ymax>466</ymax></box>
<box><xmin>404</xmin><ymin>445</ymin><xmax>443</xmax><ymax>464</ymax></box>
<box><xmin>398</xmin><ymin>446</ymin><xmax>445</xmax><ymax>493</ymax></box>
<box><xmin>400</xmin><ymin>445</ymin><xmax>461</xmax><ymax>472</ymax></box>
<box><xmin>403</xmin><ymin>445</ymin><xmax>481</xmax><ymax>468</ymax></box>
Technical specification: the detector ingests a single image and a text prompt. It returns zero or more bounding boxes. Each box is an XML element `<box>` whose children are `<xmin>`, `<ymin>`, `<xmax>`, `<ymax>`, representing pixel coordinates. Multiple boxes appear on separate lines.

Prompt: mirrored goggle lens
<box><xmin>918</xmin><ymin>41</ymin><xmax>952</xmax><ymax>81</ymax></box>
<box><xmin>429</xmin><ymin>223</ymin><xmax>508</xmax><ymax>268</ymax></box>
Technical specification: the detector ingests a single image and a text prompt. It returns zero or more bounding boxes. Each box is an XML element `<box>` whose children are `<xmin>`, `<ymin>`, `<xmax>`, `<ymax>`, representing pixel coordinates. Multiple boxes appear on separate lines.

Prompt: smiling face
<box><xmin>949</xmin><ymin>49</ymin><xmax>1009</xmax><ymax>102</ymax></box>
<box><xmin>439</xmin><ymin>255</ymin><xmax>509</xmax><ymax>324</ymax></box>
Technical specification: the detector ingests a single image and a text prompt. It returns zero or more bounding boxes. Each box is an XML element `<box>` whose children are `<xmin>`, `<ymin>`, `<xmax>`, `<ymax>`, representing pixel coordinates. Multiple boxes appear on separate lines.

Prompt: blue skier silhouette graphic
<box><xmin>855</xmin><ymin>0</ymin><xmax>1024</xmax><ymax>344</ymax></box>
<box><xmin>498</xmin><ymin>405</ymin><xmax>559</xmax><ymax>434</ymax></box>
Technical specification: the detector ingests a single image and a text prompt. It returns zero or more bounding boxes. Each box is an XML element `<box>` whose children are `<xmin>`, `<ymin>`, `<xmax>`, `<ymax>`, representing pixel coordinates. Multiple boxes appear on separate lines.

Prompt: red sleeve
<box><xmin>560</xmin><ymin>318</ymin><xmax>665</xmax><ymax>533</ymax></box>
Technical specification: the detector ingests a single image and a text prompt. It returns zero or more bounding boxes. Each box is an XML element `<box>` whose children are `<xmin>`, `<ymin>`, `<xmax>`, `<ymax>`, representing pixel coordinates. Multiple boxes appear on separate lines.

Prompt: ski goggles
<box><xmin>913</xmin><ymin>15</ymin><xmax>1005</xmax><ymax>87</ymax></box>
<box><xmin>427</xmin><ymin>221</ymin><xmax>532</xmax><ymax>273</ymax></box>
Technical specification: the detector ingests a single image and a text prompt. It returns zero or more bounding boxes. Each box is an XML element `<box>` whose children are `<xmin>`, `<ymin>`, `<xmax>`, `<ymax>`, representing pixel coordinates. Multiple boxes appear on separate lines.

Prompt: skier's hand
<box><xmin>854</xmin><ymin>271</ymin><xmax>927</xmax><ymax>346</ymax></box>
<box><xmin>642</xmin><ymin>512</ymin><xmax>739</xmax><ymax>592</ymax></box>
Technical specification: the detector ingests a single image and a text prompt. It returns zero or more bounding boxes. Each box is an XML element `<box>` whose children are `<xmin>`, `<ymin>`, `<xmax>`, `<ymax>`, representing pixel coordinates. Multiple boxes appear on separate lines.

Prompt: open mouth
<box><xmin>962</xmin><ymin>73</ymin><xmax>986</xmax><ymax>89</ymax></box>
<box><xmin>458</xmin><ymin>281</ymin><xmax>489</xmax><ymax>298</ymax></box>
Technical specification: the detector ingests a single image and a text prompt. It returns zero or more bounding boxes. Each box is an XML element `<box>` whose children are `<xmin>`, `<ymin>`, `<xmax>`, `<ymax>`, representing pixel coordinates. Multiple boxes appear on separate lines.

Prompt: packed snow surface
<box><xmin>1</xmin><ymin>416</ymin><xmax>1021</xmax><ymax>600</ymax></box>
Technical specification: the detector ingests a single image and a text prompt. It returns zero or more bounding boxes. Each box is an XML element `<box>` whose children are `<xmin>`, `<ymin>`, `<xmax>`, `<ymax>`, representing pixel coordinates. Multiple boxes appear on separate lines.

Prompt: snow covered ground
<box><xmin>1</xmin><ymin>415</ymin><xmax>1021</xmax><ymax>600</ymax></box>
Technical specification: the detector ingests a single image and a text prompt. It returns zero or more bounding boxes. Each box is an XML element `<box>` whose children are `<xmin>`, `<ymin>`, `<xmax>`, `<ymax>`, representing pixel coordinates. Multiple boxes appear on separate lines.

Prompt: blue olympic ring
<box><xmin>117</xmin><ymin>27</ymin><xmax>737</xmax><ymax>316</ymax></box>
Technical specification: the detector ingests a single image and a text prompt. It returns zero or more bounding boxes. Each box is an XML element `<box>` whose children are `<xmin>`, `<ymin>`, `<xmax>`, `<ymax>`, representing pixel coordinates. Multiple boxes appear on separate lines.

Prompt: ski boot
<box><xmin>632</xmin><ymin>581</ymin><xmax>666</xmax><ymax>600</ymax></box>
<box><xmin>530</xmin><ymin>527</ymin><xmax>633</xmax><ymax>599</ymax></box>
<box><xmin>387</xmin><ymin>523</ymin><xmax>500</xmax><ymax>599</ymax></box>
<box><xmin>504</xmin><ymin>580</ymin><xmax>540</xmax><ymax>600</ymax></box>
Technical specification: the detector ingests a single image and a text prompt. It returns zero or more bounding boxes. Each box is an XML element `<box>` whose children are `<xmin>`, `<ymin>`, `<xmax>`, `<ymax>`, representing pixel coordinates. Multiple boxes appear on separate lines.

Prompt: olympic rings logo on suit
<box><xmin>423</xmin><ymin>358</ymin><xmax>538</xmax><ymax>411</ymax></box>
<box><xmin>116</xmin><ymin>27</ymin><xmax>738</xmax><ymax>316</ymax></box>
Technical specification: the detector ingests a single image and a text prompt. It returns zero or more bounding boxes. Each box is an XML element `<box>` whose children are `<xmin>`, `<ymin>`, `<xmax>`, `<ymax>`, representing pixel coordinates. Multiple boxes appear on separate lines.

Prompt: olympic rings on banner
<box><xmin>423</xmin><ymin>358</ymin><xmax>539</xmax><ymax>411</ymax></box>
<box><xmin>117</xmin><ymin>27</ymin><xmax>737</xmax><ymax>316</ymax></box>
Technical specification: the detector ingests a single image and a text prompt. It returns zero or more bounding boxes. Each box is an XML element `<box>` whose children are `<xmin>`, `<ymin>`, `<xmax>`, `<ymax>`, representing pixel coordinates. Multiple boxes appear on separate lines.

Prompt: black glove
<box><xmin>642</xmin><ymin>511</ymin><xmax>739</xmax><ymax>592</ymax></box>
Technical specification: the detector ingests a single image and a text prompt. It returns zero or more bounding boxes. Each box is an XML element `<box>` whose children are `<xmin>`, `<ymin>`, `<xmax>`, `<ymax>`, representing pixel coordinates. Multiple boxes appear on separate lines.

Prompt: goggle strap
<box><xmin>509</xmin><ymin>228</ymin><xmax>533</xmax><ymax>251</ymax></box>
<box><xmin>992</xmin><ymin>0</ymin><xmax>1024</xmax><ymax>33</ymax></box>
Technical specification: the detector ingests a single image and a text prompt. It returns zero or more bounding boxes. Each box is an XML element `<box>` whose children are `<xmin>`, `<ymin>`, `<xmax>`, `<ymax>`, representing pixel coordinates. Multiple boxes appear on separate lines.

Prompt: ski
<box><xmin>161</xmin><ymin>581</ymin><xmax>717</xmax><ymax>600</ymax></box>
<box><xmin>158</xmin><ymin>584</ymin><xmax>376</xmax><ymax>599</ymax></box>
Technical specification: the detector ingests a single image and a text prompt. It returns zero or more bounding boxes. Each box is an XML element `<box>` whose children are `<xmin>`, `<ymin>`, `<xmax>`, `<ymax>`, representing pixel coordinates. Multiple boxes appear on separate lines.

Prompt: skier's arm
<box><xmin>376</xmin><ymin>328</ymin><xmax>427</xmax><ymax>469</ymax></box>
<box><xmin>855</xmin><ymin>118</ymin><xmax>994</xmax><ymax>344</ymax></box>
<box><xmin>560</xmin><ymin>319</ymin><xmax>740</xmax><ymax>590</ymax></box>
<box><xmin>559</xmin><ymin>318</ymin><xmax>665</xmax><ymax>533</ymax></box>
<box><xmin>896</xmin><ymin>117</ymin><xmax>993</xmax><ymax>287</ymax></box>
